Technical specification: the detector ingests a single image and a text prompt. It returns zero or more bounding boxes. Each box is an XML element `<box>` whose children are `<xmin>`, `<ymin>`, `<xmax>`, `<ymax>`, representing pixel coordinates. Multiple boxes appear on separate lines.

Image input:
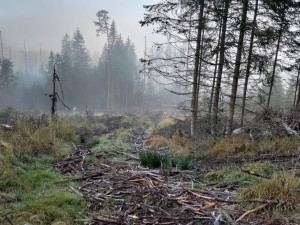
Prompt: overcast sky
<box><xmin>0</xmin><ymin>0</ymin><xmax>160</xmax><ymax>61</ymax></box>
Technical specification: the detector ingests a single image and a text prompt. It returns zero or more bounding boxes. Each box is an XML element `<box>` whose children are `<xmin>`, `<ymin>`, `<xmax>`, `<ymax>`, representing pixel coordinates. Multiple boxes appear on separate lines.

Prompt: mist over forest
<box><xmin>0</xmin><ymin>1</ymin><xmax>178</xmax><ymax>112</ymax></box>
<box><xmin>1</xmin><ymin>1</ymin><xmax>300</xmax><ymax>224</ymax></box>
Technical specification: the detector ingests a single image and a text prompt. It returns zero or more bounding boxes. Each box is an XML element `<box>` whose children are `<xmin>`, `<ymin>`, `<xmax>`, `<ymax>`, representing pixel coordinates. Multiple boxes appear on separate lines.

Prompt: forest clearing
<box><xmin>0</xmin><ymin>109</ymin><xmax>299</xmax><ymax>225</ymax></box>
<box><xmin>1</xmin><ymin>0</ymin><xmax>300</xmax><ymax>224</ymax></box>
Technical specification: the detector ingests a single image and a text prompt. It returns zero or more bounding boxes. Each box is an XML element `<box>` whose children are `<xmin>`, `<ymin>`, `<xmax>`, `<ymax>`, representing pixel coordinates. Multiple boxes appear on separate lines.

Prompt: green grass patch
<box><xmin>0</xmin><ymin>155</ymin><xmax>85</xmax><ymax>225</ymax></box>
<box><xmin>238</xmin><ymin>171</ymin><xmax>300</xmax><ymax>215</ymax></box>
<box><xmin>92</xmin><ymin>135</ymin><xmax>132</xmax><ymax>152</ymax></box>
<box><xmin>203</xmin><ymin>162</ymin><xmax>274</xmax><ymax>186</ymax></box>
<box><xmin>139</xmin><ymin>151</ymin><xmax>170</xmax><ymax>169</ymax></box>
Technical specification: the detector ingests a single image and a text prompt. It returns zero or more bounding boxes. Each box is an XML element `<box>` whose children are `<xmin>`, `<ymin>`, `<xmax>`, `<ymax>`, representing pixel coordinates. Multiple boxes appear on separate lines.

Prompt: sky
<box><xmin>0</xmin><ymin>0</ymin><xmax>160</xmax><ymax>64</ymax></box>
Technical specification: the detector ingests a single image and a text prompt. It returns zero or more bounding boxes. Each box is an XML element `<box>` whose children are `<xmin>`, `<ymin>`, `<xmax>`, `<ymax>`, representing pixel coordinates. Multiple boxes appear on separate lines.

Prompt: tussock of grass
<box><xmin>198</xmin><ymin>135</ymin><xmax>300</xmax><ymax>159</ymax></box>
<box><xmin>238</xmin><ymin>171</ymin><xmax>300</xmax><ymax>215</ymax></box>
<box><xmin>3</xmin><ymin>119</ymin><xmax>75</xmax><ymax>158</ymax></box>
<box><xmin>0</xmin><ymin>140</ymin><xmax>15</xmax><ymax>175</ymax></box>
<box><xmin>139</xmin><ymin>151</ymin><xmax>170</xmax><ymax>169</ymax></box>
<box><xmin>136</xmin><ymin>117</ymin><xmax>153</xmax><ymax>130</ymax></box>
<box><xmin>144</xmin><ymin>136</ymin><xmax>169</xmax><ymax>149</ymax></box>
<box><xmin>157</xmin><ymin>116</ymin><xmax>175</xmax><ymax>129</ymax></box>
<box><xmin>115</xmin><ymin>127</ymin><xmax>133</xmax><ymax>141</ymax></box>
<box><xmin>211</xmin><ymin>135</ymin><xmax>254</xmax><ymax>157</ymax></box>
<box><xmin>121</xmin><ymin>116</ymin><xmax>134</xmax><ymax>128</ymax></box>
<box><xmin>258</xmin><ymin>137</ymin><xmax>300</xmax><ymax>154</ymax></box>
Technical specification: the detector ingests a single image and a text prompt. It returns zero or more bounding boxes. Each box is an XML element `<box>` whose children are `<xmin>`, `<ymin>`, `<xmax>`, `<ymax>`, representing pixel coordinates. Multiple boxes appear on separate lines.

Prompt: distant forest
<box><xmin>0</xmin><ymin>13</ymin><xmax>178</xmax><ymax>112</ymax></box>
<box><xmin>0</xmin><ymin>0</ymin><xmax>300</xmax><ymax>136</ymax></box>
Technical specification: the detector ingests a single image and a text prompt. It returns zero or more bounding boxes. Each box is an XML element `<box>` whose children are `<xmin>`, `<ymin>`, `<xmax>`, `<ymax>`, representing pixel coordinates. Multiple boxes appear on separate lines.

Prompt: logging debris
<box><xmin>54</xmin><ymin>145</ymin><xmax>285</xmax><ymax>225</ymax></box>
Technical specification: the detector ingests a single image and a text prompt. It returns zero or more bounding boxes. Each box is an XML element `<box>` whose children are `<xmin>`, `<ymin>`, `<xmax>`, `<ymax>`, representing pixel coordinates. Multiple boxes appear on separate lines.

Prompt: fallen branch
<box><xmin>92</xmin><ymin>217</ymin><xmax>122</xmax><ymax>224</ymax></box>
<box><xmin>241</xmin><ymin>169</ymin><xmax>271</xmax><ymax>179</ymax></box>
<box><xmin>235</xmin><ymin>203</ymin><xmax>268</xmax><ymax>223</ymax></box>
<box><xmin>194</xmin><ymin>202</ymin><xmax>217</xmax><ymax>213</ymax></box>
<box><xmin>69</xmin><ymin>186</ymin><xmax>83</xmax><ymax>197</ymax></box>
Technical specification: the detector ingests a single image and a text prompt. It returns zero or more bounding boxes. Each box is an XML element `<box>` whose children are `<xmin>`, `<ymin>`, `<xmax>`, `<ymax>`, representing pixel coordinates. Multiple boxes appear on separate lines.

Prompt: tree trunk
<box><xmin>294</xmin><ymin>63</ymin><xmax>300</xmax><ymax>107</ymax></box>
<box><xmin>212</xmin><ymin>0</ymin><xmax>230</xmax><ymax>134</ymax></box>
<box><xmin>195</xmin><ymin>27</ymin><xmax>205</xmax><ymax>114</ymax></box>
<box><xmin>191</xmin><ymin>0</ymin><xmax>204</xmax><ymax>137</ymax></box>
<box><xmin>226</xmin><ymin>0</ymin><xmax>249</xmax><ymax>137</ymax></box>
<box><xmin>296</xmin><ymin>64</ymin><xmax>300</xmax><ymax>109</ymax></box>
<box><xmin>267</xmin><ymin>29</ymin><xmax>282</xmax><ymax>108</ymax></box>
<box><xmin>240</xmin><ymin>0</ymin><xmax>259</xmax><ymax>127</ymax></box>
<box><xmin>208</xmin><ymin>21</ymin><xmax>222</xmax><ymax>117</ymax></box>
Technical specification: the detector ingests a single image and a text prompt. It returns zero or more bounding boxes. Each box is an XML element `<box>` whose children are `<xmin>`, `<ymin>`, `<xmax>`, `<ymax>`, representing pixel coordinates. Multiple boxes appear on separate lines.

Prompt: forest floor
<box><xmin>0</xmin><ymin>109</ymin><xmax>300</xmax><ymax>225</ymax></box>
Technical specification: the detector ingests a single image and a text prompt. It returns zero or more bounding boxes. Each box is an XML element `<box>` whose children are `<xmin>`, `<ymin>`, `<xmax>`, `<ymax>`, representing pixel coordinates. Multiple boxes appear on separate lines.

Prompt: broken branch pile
<box><xmin>54</xmin><ymin>145</ymin><xmax>281</xmax><ymax>224</ymax></box>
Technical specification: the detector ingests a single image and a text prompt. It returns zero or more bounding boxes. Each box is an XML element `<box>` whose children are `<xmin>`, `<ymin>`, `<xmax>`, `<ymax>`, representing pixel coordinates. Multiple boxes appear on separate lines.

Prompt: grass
<box><xmin>121</xmin><ymin>115</ymin><xmax>134</xmax><ymax>128</ymax></box>
<box><xmin>92</xmin><ymin>135</ymin><xmax>132</xmax><ymax>152</ymax></box>
<box><xmin>0</xmin><ymin>111</ymin><xmax>85</xmax><ymax>224</ymax></box>
<box><xmin>115</xmin><ymin>127</ymin><xmax>133</xmax><ymax>141</ymax></box>
<box><xmin>139</xmin><ymin>151</ymin><xmax>170</xmax><ymax>169</ymax></box>
<box><xmin>1</xmin><ymin>119</ymin><xmax>75</xmax><ymax>159</ymax></box>
<box><xmin>238</xmin><ymin>171</ymin><xmax>300</xmax><ymax>215</ymax></box>
<box><xmin>0</xmin><ymin>155</ymin><xmax>85</xmax><ymax>225</ymax></box>
<box><xmin>136</xmin><ymin>117</ymin><xmax>153</xmax><ymax>130</ymax></box>
<box><xmin>203</xmin><ymin>162</ymin><xmax>274</xmax><ymax>186</ymax></box>
<box><xmin>144</xmin><ymin>136</ymin><xmax>169</xmax><ymax>149</ymax></box>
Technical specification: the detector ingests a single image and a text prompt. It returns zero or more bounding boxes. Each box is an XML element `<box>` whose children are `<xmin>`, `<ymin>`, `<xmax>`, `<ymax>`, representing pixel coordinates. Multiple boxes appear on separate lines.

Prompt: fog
<box><xmin>0</xmin><ymin>0</ymin><xmax>180</xmax><ymax>112</ymax></box>
<box><xmin>0</xmin><ymin>0</ymin><xmax>159</xmax><ymax>66</ymax></box>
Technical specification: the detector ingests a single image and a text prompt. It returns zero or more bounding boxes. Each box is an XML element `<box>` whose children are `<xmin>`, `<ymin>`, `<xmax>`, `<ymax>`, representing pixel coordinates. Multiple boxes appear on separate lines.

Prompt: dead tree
<box><xmin>46</xmin><ymin>66</ymin><xmax>70</xmax><ymax>119</ymax></box>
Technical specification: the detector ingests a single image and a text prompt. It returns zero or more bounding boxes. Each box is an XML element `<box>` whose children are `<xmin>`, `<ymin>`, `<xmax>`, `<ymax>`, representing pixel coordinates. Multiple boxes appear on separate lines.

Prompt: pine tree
<box><xmin>71</xmin><ymin>28</ymin><xmax>90</xmax><ymax>74</ymax></box>
<box><xmin>0</xmin><ymin>58</ymin><xmax>16</xmax><ymax>91</ymax></box>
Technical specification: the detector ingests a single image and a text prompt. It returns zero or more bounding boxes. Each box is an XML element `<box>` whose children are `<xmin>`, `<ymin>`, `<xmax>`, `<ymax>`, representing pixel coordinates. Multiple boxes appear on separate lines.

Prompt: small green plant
<box><xmin>83</xmin><ymin>156</ymin><xmax>98</xmax><ymax>164</ymax></box>
<box><xmin>88</xmin><ymin>138</ymin><xmax>100</xmax><ymax>147</ymax></box>
<box><xmin>103</xmin><ymin>197</ymin><xmax>117</xmax><ymax>206</ymax></box>
<box><xmin>139</xmin><ymin>151</ymin><xmax>169</xmax><ymax>168</ymax></box>
<box><xmin>179</xmin><ymin>156</ymin><xmax>194</xmax><ymax>170</ymax></box>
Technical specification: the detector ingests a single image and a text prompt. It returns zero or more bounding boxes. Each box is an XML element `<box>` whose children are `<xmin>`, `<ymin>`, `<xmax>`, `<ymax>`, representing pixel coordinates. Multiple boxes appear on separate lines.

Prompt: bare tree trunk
<box><xmin>195</xmin><ymin>27</ymin><xmax>205</xmax><ymax>113</ymax></box>
<box><xmin>51</xmin><ymin>66</ymin><xmax>57</xmax><ymax>119</ymax></box>
<box><xmin>208</xmin><ymin>22</ymin><xmax>222</xmax><ymax>117</ymax></box>
<box><xmin>296</xmin><ymin>64</ymin><xmax>300</xmax><ymax>109</ymax></box>
<box><xmin>240</xmin><ymin>0</ymin><xmax>259</xmax><ymax>127</ymax></box>
<box><xmin>191</xmin><ymin>0</ymin><xmax>204</xmax><ymax>137</ymax></box>
<box><xmin>226</xmin><ymin>0</ymin><xmax>249</xmax><ymax>137</ymax></box>
<box><xmin>267</xmin><ymin>29</ymin><xmax>282</xmax><ymax>108</ymax></box>
<box><xmin>212</xmin><ymin>0</ymin><xmax>230</xmax><ymax>134</ymax></box>
<box><xmin>106</xmin><ymin>31</ymin><xmax>112</xmax><ymax>111</ymax></box>
<box><xmin>294</xmin><ymin>63</ymin><xmax>300</xmax><ymax>107</ymax></box>
<box><xmin>0</xmin><ymin>31</ymin><xmax>3</xmax><ymax>59</ymax></box>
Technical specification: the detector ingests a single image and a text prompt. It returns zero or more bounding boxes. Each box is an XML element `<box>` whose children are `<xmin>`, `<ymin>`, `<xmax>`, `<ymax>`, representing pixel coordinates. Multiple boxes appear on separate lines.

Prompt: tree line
<box><xmin>141</xmin><ymin>0</ymin><xmax>300</xmax><ymax>136</ymax></box>
<box><xmin>0</xmin><ymin>11</ymin><xmax>179</xmax><ymax>112</ymax></box>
